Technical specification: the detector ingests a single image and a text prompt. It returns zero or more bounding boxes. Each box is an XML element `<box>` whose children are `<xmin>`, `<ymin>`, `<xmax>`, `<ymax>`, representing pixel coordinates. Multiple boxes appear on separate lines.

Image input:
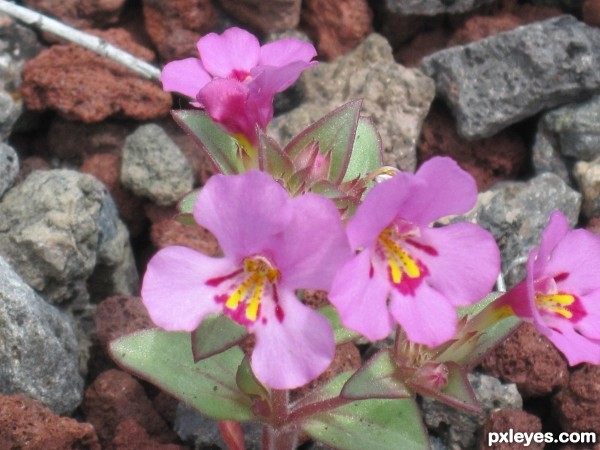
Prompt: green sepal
<box><xmin>343</xmin><ymin>116</ymin><xmax>382</xmax><ymax>183</ymax></box>
<box><xmin>172</xmin><ymin>110</ymin><xmax>243</xmax><ymax>175</ymax></box>
<box><xmin>318</xmin><ymin>305</ymin><xmax>361</xmax><ymax>345</ymax></box>
<box><xmin>110</xmin><ymin>329</ymin><xmax>253</xmax><ymax>421</ymax></box>
<box><xmin>257</xmin><ymin>129</ymin><xmax>295</xmax><ymax>180</ymax></box>
<box><xmin>191</xmin><ymin>313</ymin><xmax>248</xmax><ymax>361</ymax></box>
<box><xmin>341</xmin><ymin>349</ymin><xmax>411</xmax><ymax>400</ymax></box>
<box><xmin>408</xmin><ymin>361</ymin><xmax>481</xmax><ymax>413</ymax></box>
<box><xmin>236</xmin><ymin>355</ymin><xmax>269</xmax><ymax>400</ymax></box>
<box><xmin>298</xmin><ymin>372</ymin><xmax>430</xmax><ymax>450</ymax></box>
<box><xmin>175</xmin><ymin>189</ymin><xmax>201</xmax><ymax>225</ymax></box>
<box><xmin>284</xmin><ymin>100</ymin><xmax>362</xmax><ymax>185</ymax></box>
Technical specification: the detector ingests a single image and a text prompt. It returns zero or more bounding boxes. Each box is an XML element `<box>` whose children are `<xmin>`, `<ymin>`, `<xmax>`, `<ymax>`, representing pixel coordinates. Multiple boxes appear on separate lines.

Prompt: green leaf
<box><xmin>110</xmin><ymin>329</ymin><xmax>253</xmax><ymax>421</ymax></box>
<box><xmin>178</xmin><ymin>189</ymin><xmax>200</xmax><ymax>216</ymax></box>
<box><xmin>284</xmin><ymin>100</ymin><xmax>362</xmax><ymax>185</ymax></box>
<box><xmin>236</xmin><ymin>356</ymin><xmax>269</xmax><ymax>400</ymax></box>
<box><xmin>318</xmin><ymin>305</ymin><xmax>361</xmax><ymax>345</ymax></box>
<box><xmin>192</xmin><ymin>313</ymin><xmax>248</xmax><ymax>361</ymax></box>
<box><xmin>341</xmin><ymin>350</ymin><xmax>411</xmax><ymax>400</ymax></box>
<box><xmin>343</xmin><ymin>116</ymin><xmax>382</xmax><ymax>183</ymax></box>
<box><xmin>257</xmin><ymin>129</ymin><xmax>295</xmax><ymax>179</ymax></box>
<box><xmin>457</xmin><ymin>292</ymin><xmax>503</xmax><ymax>318</ymax></box>
<box><xmin>409</xmin><ymin>362</ymin><xmax>480</xmax><ymax>413</ymax></box>
<box><xmin>172</xmin><ymin>110</ymin><xmax>243</xmax><ymax>175</ymax></box>
<box><xmin>299</xmin><ymin>372</ymin><xmax>430</xmax><ymax>450</ymax></box>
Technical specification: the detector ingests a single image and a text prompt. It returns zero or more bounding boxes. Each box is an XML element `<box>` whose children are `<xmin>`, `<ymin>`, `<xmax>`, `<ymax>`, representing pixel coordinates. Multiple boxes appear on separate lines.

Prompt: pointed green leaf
<box><xmin>318</xmin><ymin>305</ymin><xmax>361</xmax><ymax>345</ymax></box>
<box><xmin>343</xmin><ymin>116</ymin><xmax>382</xmax><ymax>183</ymax></box>
<box><xmin>178</xmin><ymin>189</ymin><xmax>200</xmax><ymax>216</ymax></box>
<box><xmin>172</xmin><ymin>110</ymin><xmax>243</xmax><ymax>174</ymax></box>
<box><xmin>257</xmin><ymin>129</ymin><xmax>294</xmax><ymax>179</ymax></box>
<box><xmin>457</xmin><ymin>292</ymin><xmax>503</xmax><ymax>318</ymax></box>
<box><xmin>110</xmin><ymin>329</ymin><xmax>253</xmax><ymax>421</ymax></box>
<box><xmin>236</xmin><ymin>356</ymin><xmax>269</xmax><ymax>400</ymax></box>
<box><xmin>341</xmin><ymin>350</ymin><xmax>411</xmax><ymax>400</ymax></box>
<box><xmin>298</xmin><ymin>372</ymin><xmax>430</xmax><ymax>450</ymax></box>
<box><xmin>192</xmin><ymin>313</ymin><xmax>248</xmax><ymax>361</ymax></box>
<box><xmin>284</xmin><ymin>100</ymin><xmax>362</xmax><ymax>185</ymax></box>
<box><xmin>410</xmin><ymin>362</ymin><xmax>480</xmax><ymax>413</ymax></box>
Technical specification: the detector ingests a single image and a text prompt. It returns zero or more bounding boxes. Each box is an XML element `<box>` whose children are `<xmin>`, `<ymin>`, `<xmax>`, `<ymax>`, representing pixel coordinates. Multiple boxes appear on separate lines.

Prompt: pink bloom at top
<box><xmin>497</xmin><ymin>211</ymin><xmax>600</xmax><ymax>365</ymax></box>
<box><xmin>328</xmin><ymin>157</ymin><xmax>500</xmax><ymax>348</ymax></box>
<box><xmin>141</xmin><ymin>171</ymin><xmax>351</xmax><ymax>389</ymax></box>
<box><xmin>160</xmin><ymin>27</ymin><xmax>317</xmax><ymax>145</ymax></box>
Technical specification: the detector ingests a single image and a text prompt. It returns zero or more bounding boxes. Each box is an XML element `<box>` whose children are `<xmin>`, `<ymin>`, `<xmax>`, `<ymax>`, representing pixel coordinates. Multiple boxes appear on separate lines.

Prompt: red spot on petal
<box><xmin>275</xmin><ymin>305</ymin><xmax>284</xmax><ymax>323</ymax></box>
<box><xmin>262</xmin><ymin>317</ymin><xmax>267</xmax><ymax>325</ymax></box>
<box><xmin>369</xmin><ymin>263</ymin><xmax>374</xmax><ymax>278</ymax></box>
<box><xmin>405</xmin><ymin>239</ymin><xmax>438</xmax><ymax>256</ymax></box>
<box><xmin>554</xmin><ymin>272</ymin><xmax>570</xmax><ymax>283</ymax></box>
<box><xmin>206</xmin><ymin>268</ymin><xmax>243</xmax><ymax>287</ymax></box>
<box><xmin>214</xmin><ymin>294</ymin><xmax>228</xmax><ymax>304</ymax></box>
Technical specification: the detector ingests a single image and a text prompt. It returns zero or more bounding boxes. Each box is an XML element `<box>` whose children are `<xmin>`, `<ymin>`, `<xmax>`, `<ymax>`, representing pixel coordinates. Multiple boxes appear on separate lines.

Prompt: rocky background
<box><xmin>1</xmin><ymin>0</ymin><xmax>600</xmax><ymax>449</ymax></box>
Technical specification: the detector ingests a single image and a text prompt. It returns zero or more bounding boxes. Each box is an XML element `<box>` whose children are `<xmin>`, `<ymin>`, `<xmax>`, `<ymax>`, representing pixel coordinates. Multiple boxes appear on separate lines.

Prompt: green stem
<box><xmin>262</xmin><ymin>390</ymin><xmax>297</xmax><ymax>450</ymax></box>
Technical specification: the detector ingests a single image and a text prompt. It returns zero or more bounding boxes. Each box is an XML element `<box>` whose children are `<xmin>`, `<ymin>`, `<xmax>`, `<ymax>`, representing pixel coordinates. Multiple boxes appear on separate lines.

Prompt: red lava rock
<box><xmin>47</xmin><ymin>118</ymin><xmax>132</xmax><ymax>163</ymax></box>
<box><xmin>553</xmin><ymin>364</ymin><xmax>600</xmax><ymax>434</ymax></box>
<box><xmin>219</xmin><ymin>0</ymin><xmax>302</xmax><ymax>34</ymax></box>
<box><xmin>0</xmin><ymin>394</ymin><xmax>100</xmax><ymax>450</ymax></box>
<box><xmin>142</xmin><ymin>0</ymin><xmax>217</xmax><ymax>61</ymax></box>
<box><xmin>21</xmin><ymin>28</ymin><xmax>172</xmax><ymax>122</ymax></box>
<box><xmin>448</xmin><ymin>14</ymin><xmax>524</xmax><ymax>46</ymax></box>
<box><xmin>15</xmin><ymin>156</ymin><xmax>50</xmax><ymax>184</ymax></box>
<box><xmin>395</xmin><ymin>28</ymin><xmax>449</xmax><ymax>67</ymax></box>
<box><xmin>480</xmin><ymin>409</ymin><xmax>543</xmax><ymax>450</ymax></box>
<box><xmin>481</xmin><ymin>323</ymin><xmax>569</xmax><ymax>398</ymax></box>
<box><xmin>151</xmin><ymin>218</ymin><xmax>221</xmax><ymax>256</ymax></box>
<box><xmin>301</xmin><ymin>0</ymin><xmax>372</xmax><ymax>60</ymax></box>
<box><xmin>83</xmin><ymin>369</ymin><xmax>176</xmax><ymax>447</ymax></box>
<box><xmin>23</xmin><ymin>0</ymin><xmax>126</xmax><ymax>28</ymax></box>
<box><xmin>152</xmin><ymin>392</ymin><xmax>180</xmax><ymax>426</ymax></box>
<box><xmin>584</xmin><ymin>0</ymin><xmax>600</xmax><ymax>28</ymax></box>
<box><xmin>80</xmin><ymin>153</ymin><xmax>146</xmax><ymax>237</ymax></box>
<box><xmin>112</xmin><ymin>418</ymin><xmax>185</xmax><ymax>450</ymax></box>
<box><xmin>417</xmin><ymin>104</ymin><xmax>526</xmax><ymax>190</ymax></box>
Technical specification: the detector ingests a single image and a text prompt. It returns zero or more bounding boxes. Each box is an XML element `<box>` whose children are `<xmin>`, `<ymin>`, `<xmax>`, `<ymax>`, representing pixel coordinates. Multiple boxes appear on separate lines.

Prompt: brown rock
<box><xmin>83</xmin><ymin>369</ymin><xmax>175</xmax><ymax>447</ymax></box>
<box><xmin>482</xmin><ymin>323</ymin><xmax>569</xmax><ymax>398</ymax></box>
<box><xmin>301</xmin><ymin>0</ymin><xmax>372</xmax><ymax>60</ymax></box>
<box><xmin>448</xmin><ymin>14</ymin><xmax>524</xmax><ymax>46</ymax></box>
<box><xmin>113</xmin><ymin>418</ymin><xmax>185</xmax><ymax>450</ymax></box>
<box><xmin>23</xmin><ymin>0</ymin><xmax>126</xmax><ymax>29</ymax></box>
<box><xmin>47</xmin><ymin>118</ymin><xmax>132</xmax><ymax>163</ymax></box>
<box><xmin>21</xmin><ymin>28</ymin><xmax>171</xmax><ymax>122</ymax></box>
<box><xmin>142</xmin><ymin>0</ymin><xmax>217</xmax><ymax>61</ymax></box>
<box><xmin>417</xmin><ymin>103</ymin><xmax>526</xmax><ymax>190</ymax></box>
<box><xmin>80</xmin><ymin>153</ymin><xmax>146</xmax><ymax>237</ymax></box>
<box><xmin>480</xmin><ymin>409</ymin><xmax>543</xmax><ymax>450</ymax></box>
<box><xmin>395</xmin><ymin>28</ymin><xmax>449</xmax><ymax>68</ymax></box>
<box><xmin>15</xmin><ymin>156</ymin><xmax>50</xmax><ymax>184</ymax></box>
<box><xmin>219</xmin><ymin>0</ymin><xmax>301</xmax><ymax>34</ymax></box>
<box><xmin>0</xmin><ymin>394</ymin><xmax>100</xmax><ymax>450</ymax></box>
<box><xmin>554</xmin><ymin>364</ymin><xmax>600</xmax><ymax>434</ymax></box>
<box><xmin>584</xmin><ymin>0</ymin><xmax>600</xmax><ymax>28</ymax></box>
<box><xmin>152</xmin><ymin>392</ymin><xmax>180</xmax><ymax>426</ymax></box>
<box><xmin>151</xmin><ymin>217</ymin><xmax>221</xmax><ymax>256</ymax></box>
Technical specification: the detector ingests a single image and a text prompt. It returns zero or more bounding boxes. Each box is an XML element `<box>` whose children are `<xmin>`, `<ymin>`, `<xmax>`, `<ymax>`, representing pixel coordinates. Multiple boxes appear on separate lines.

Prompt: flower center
<box><xmin>208</xmin><ymin>256</ymin><xmax>280</xmax><ymax>325</ymax></box>
<box><xmin>230</xmin><ymin>69</ymin><xmax>252</xmax><ymax>82</ymax></box>
<box><xmin>377</xmin><ymin>226</ymin><xmax>426</xmax><ymax>292</ymax></box>
<box><xmin>534</xmin><ymin>292</ymin><xmax>584</xmax><ymax>320</ymax></box>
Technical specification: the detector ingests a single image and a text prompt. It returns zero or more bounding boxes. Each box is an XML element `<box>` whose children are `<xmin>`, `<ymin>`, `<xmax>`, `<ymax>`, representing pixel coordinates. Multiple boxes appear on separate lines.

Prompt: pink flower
<box><xmin>160</xmin><ymin>27</ymin><xmax>317</xmax><ymax>145</ymax></box>
<box><xmin>141</xmin><ymin>171</ymin><xmax>351</xmax><ymax>389</ymax></box>
<box><xmin>328</xmin><ymin>157</ymin><xmax>500</xmax><ymax>347</ymax></box>
<box><xmin>498</xmin><ymin>211</ymin><xmax>600</xmax><ymax>365</ymax></box>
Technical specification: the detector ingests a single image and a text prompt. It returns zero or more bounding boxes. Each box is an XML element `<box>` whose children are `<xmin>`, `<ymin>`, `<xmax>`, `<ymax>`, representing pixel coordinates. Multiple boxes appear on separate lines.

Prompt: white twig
<box><xmin>0</xmin><ymin>0</ymin><xmax>161</xmax><ymax>81</ymax></box>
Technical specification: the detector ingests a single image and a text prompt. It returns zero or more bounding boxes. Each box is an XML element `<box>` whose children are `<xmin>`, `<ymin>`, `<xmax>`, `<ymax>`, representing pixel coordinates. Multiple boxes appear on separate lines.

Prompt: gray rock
<box><xmin>269</xmin><ymin>33</ymin><xmax>435</xmax><ymax>172</ymax></box>
<box><xmin>420</xmin><ymin>16</ymin><xmax>600</xmax><ymax>139</ymax></box>
<box><xmin>531</xmin><ymin>120</ymin><xmax>571</xmax><ymax>184</ymax></box>
<box><xmin>0</xmin><ymin>255</ymin><xmax>83</xmax><ymax>415</ymax></box>
<box><xmin>574</xmin><ymin>157</ymin><xmax>600</xmax><ymax>218</ymax></box>
<box><xmin>422</xmin><ymin>372</ymin><xmax>522</xmax><ymax>450</ymax></box>
<box><xmin>465</xmin><ymin>173</ymin><xmax>581</xmax><ymax>287</ymax></box>
<box><xmin>174</xmin><ymin>403</ymin><xmax>262</xmax><ymax>450</ymax></box>
<box><xmin>0</xmin><ymin>89</ymin><xmax>21</xmax><ymax>141</ymax></box>
<box><xmin>121</xmin><ymin>124</ymin><xmax>194</xmax><ymax>206</ymax></box>
<box><xmin>0</xmin><ymin>142</ymin><xmax>18</xmax><ymax>198</ymax></box>
<box><xmin>0</xmin><ymin>169</ymin><xmax>137</xmax><ymax>306</ymax></box>
<box><xmin>382</xmin><ymin>0</ymin><xmax>496</xmax><ymax>15</ymax></box>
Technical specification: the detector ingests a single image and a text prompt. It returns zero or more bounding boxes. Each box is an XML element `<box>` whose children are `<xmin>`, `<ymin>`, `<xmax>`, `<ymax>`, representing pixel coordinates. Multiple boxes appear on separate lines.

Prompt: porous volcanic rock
<box><xmin>23</xmin><ymin>0</ymin><xmax>126</xmax><ymax>28</ymax></box>
<box><xmin>482</xmin><ymin>323</ymin><xmax>569</xmax><ymax>397</ymax></box>
<box><xmin>0</xmin><ymin>394</ymin><xmax>100</xmax><ymax>450</ymax></box>
<box><xmin>113</xmin><ymin>419</ymin><xmax>185</xmax><ymax>450</ymax></box>
<box><xmin>219</xmin><ymin>0</ymin><xmax>301</xmax><ymax>33</ymax></box>
<box><xmin>480</xmin><ymin>409</ymin><xmax>543</xmax><ymax>450</ymax></box>
<box><xmin>553</xmin><ymin>364</ymin><xmax>600</xmax><ymax>434</ymax></box>
<box><xmin>21</xmin><ymin>28</ymin><xmax>171</xmax><ymax>122</ymax></box>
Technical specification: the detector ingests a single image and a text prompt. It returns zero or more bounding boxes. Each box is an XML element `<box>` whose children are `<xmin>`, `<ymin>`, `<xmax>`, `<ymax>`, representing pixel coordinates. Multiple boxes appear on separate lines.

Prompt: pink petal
<box><xmin>544</xmin><ymin>228</ymin><xmax>600</xmax><ymax>295</ymax></box>
<box><xmin>196</xmin><ymin>78</ymin><xmax>257</xmax><ymax>139</ymax></box>
<box><xmin>347</xmin><ymin>172</ymin><xmax>420</xmax><ymax>249</ymax></box>
<box><xmin>198</xmin><ymin>28</ymin><xmax>260</xmax><ymax>78</ymax></box>
<box><xmin>533</xmin><ymin>210</ymin><xmax>570</xmax><ymax>278</ymax></box>
<box><xmin>273</xmin><ymin>193</ymin><xmax>351</xmax><ymax>291</ymax></box>
<box><xmin>401</xmin><ymin>157</ymin><xmax>478</xmax><ymax>226</ymax></box>
<box><xmin>575</xmin><ymin>289</ymin><xmax>600</xmax><ymax>339</ymax></box>
<box><xmin>417</xmin><ymin>222</ymin><xmax>500</xmax><ymax>306</ymax></box>
<box><xmin>259</xmin><ymin>38</ymin><xmax>317</xmax><ymax>66</ymax></box>
<box><xmin>160</xmin><ymin>58</ymin><xmax>211</xmax><ymax>99</ymax></box>
<box><xmin>193</xmin><ymin>171</ymin><xmax>293</xmax><ymax>263</ymax></box>
<box><xmin>542</xmin><ymin>323</ymin><xmax>600</xmax><ymax>365</ymax></box>
<box><xmin>251</xmin><ymin>289</ymin><xmax>335</xmax><ymax>389</ymax></box>
<box><xmin>389</xmin><ymin>283</ymin><xmax>458</xmax><ymax>347</ymax></box>
<box><xmin>329</xmin><ymin>251</ymin><xmax>394</xmax><ymax>341</ymax></box>
<box><xmin>141</xmin><ymin>246</ymin><xmax>230</xmax><ymax>331</ymax></box>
